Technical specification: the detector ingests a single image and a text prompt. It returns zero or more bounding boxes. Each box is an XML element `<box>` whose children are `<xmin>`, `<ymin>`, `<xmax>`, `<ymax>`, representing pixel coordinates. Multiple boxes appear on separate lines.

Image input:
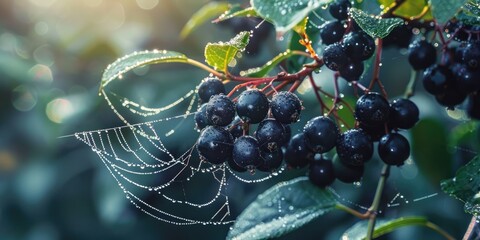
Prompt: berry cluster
<box><xmin>303</xmin><ymin>92</ymin><xmax>419</xmax><ymax>188</ymax></box>
<box><xmin>320</xmin><ymin>0</ymin><xmax>375</xmax><ymax>82</ymax></box>
<box><xmin>195</xmin><ymin>77</ymin><xmax>302</xmax><ymax>172</ymax></box>
<box><xmin>407</xmin><ymin>29</ymin><xmax>480</xmax><ymax>119</ymax></box>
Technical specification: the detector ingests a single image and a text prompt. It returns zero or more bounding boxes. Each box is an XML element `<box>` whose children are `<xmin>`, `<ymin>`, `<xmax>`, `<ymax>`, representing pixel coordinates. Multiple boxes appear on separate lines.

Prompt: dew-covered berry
<box><xmin>197</xmin><ymin>126</ymin><xmax>233</xmax><ymax>165</ymax></box>
<box><xmin>236</xmin><ymin>89</ymin><xmax>269</xmax><ymax>124</ymax></box>
<box><xmin>257</xmin><ymin>149</ymin><xmax>283</xmax><ymax>172</ymax></box>
<box><xmin>339</xmin><ymin>61</ymin><xmax>364</xmax><ymax>82</ymax></box>
<box><xmin>198</xmin><ymin>77</ymin><xmax>225</xmax><ymax>103</ymax></box>
<box><xmin>323</xmin><ymin>43</ymin><xmax>348</xmax><ymax>71</ymax></box>
<box><xmin>270</xmin><ymin>91</ymin><xmax>302</xmax><ymax>124</ymax></box>
<box><xmin>206</xmin><ymin>94</ymin><xmax>235</xmax><ymax>126</ymax></box>
<box><xmin>358</xmin><ymin>123</ymin><xmax>385</xmax><ymax>142</ymax></box>
<box><xmin>232</xmin><ymin>135</ymin><xmax>261</xmax><ymax>169</ymax></box>
<box><xmin>408</xmin><ymin>40</ymin><xmax>436</xmax><ymax>70</ymax></box>
<box><xmin>342</xmin><ymin>31</ymin><xmax>375</xmax><ymax>62</ymax></box>
<box><xmin>336</xmin><ymin>129</ymin><xmax>373</xmax><ymax>166</ymax></box>
<box><xmin>422</xmin><ymin>65</ymin><xmax>454</xmax><ymax>95</ymax></box>
<box><xmin>354</xmin><ymin>92</ymin><xmax>390</xmax><ymax>126</ymax></box>
<box><xmin>435</xmin><ymin>88</ymin><xmax>467</xmax><ymax>108</ymax></box>
<box><xmin>303</xmin><ymin>116</ymin><xmax>339</xmax><ymax>153</ymax></box>
<box><xmin>227</xmin><ymin>155</ymin><xmax>247</xmax><ymax>172</ymax></box>
<box><xmin>308</xmin><ymin>159</ymin><xmax>335</xmax><ymax>188</ymax></box>
<box><xmin>378</xmin><ymin>133</ymin><xmax>410</xmax><ymax>166</ymax></box>
<box><xmin>284</xmin><ymin>133</ymin><xmax>312</xmax><ymax>168</ymax></box>
<box><xmin>332</xmin><ymin>155</ymin><xmax>364</xmax><ymax>183</ymax></box>
<box><xmin>462</xmin><ymin>42</ymin><xmax>480</xmax><ymax>70</ymax></box>
<box><xmin>255</xmin><ymin>118</ymin><xmax>287</xmax><ymax>152</ymax></box>
<box><xmin>389</xmin><ymin>98</ymin><xmax>419</xmax><ymax>130</ymax></box>
<box><xmin>194</xmin><ymin>104</ymin><xmax>211</xmax><ymax>131</ymax></box>
<box><xmin>328</xmin><ymin>0</ymin><xmax>351</xmax><ymax>20</ymax></box>
<box><xmin>454</xmin><ymin>64</ymin><xmax>480</xmax><ymax>94</ymax></box>
<box><xmin>320</xmin><ymin>21</ymin><xmax>346</xmax><ymax>45</ymax></box>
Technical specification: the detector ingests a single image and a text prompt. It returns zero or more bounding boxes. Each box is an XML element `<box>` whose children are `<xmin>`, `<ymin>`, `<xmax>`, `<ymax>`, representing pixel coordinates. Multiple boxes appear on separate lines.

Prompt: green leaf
<box><xmin>250</xmin><ymin>0</ymin><xmax>332</xmax><ymax>34</ymax></box>
<box><xmin>100</xmin><ymin>50</ymin><xmax>188</xmax><ymax>90</ymax></box>
<box><xmin>377</xmin><ymin>0</ymin><xmax>433</xmax><ymax>20</ymax></box>
<box><xmin>457</xmin><ymin>0</ymin><xmax>480</xmax><ymax>25</ymax></box>
<box><xmin>448</xmin><ymin>121</ymin><xmax>479</xmax><ymax>149</ymax></box>
<box><xmin>180</xmin><ymin>2</ymin><xmax>231</xmax><ymax>39</ymax></box>
<box><xmin>226</xmin><ymin>177</ymin><xmax>337</xmax><ymax>240</ymax></box>
<box><xmin>429</xmin><ymin>0</ymin><xmax>469</xmax><ymax>24</ymax></box>
<box><xmin>441</xmin><ymin>155</ymin><xmax>480</xmax><ymax>216</ymax></box>
<box><xmin>342</xmin><ymin>217</ymin><xmax>428</xmax><ymax>240</ymax></box>
<box><xmin>411</xmin><ymin>118</ymin><xmax>453</xmax><ymax>185</ymax></box>
<box><xmin>214</xmin><ymin>7</ymin><xmax>259</xmax><ymax>22</ymax></box>
<box><xmin>349</xmin><ymin>8</ymin><xmax>404</xmax><ymax>38</ymax></box>
<box><xmin>240</xmin><ymin>50</ymin><xmax>294</xmax><ymax>77</ymax></box>
<box><xmin>204</xmin><ymin>31</ymin><xmax>250</xmax><ymax>72</ymax></box>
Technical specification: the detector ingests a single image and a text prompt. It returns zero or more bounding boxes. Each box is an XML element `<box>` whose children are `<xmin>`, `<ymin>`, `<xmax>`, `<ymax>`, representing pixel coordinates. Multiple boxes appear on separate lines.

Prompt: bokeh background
<box><xmin>0</xmin><ymin>0</ymin><xmax>475</xmax><ymax>239</ymax></box>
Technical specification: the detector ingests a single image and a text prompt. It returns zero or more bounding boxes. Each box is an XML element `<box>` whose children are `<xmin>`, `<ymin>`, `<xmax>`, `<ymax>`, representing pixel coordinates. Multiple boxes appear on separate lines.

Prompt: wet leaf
<box><xmin>429</xmin><ymin>0</ymin><xmax>468</xmax><ymax>24</ymax></box>
<box><xmin>204</xmin><ymin>31</ymin><xmax>250</xmax><ymax>72</ymax></box>
<box><xmin>214</xmin><ymin>7</ymin><xmax>258</xmax><ymax>22</ymax></box>
<box><xmin>100</xmin><ymin>50</ymin><xmax>188</xmax><ymax>90</ymax></box>
<box><xmin>251</xmin><ymin>0</ymin><xmax>332</xmax><ymax>34</ymax></box>
<box><xmin>226</xmin><ymin>177</ymin><xmax>337</xmax><ymax>240</ymax></box>
<box><xmin>349</xmin><ymin>8</ymin><xmax>404</xmax><ymax>39</ymax></box>
<box><xmin>342</xmin><ymin>217</ymin><xmax>429</xmax><ymax>240</ymax></box>
<box><xmin>441</xmin><ymin>155</ymin><xmax>480</xmax><ymax>216</ymax></box>
<box><xmin>377</xmin><ymin>0</ymin><xmax>433</xmax><ymax>20</ymax></box>
<box><xmin>411</xmin><ymin>118</ymin><xmax>453</xmax><ymax>185</ymax></box>
<box><xmin>180</xmin><ymin>2</ymin><xmax>231</xmax><ymax>39</ymax></box>
<box><xmin>240</xmin><ymin>50</ymin><xmax>294</xmax><ymax>77</ymax></box>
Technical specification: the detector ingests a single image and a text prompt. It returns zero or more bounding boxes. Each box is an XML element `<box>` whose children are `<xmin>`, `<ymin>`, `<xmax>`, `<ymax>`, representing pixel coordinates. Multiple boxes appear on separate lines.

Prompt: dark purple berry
<box><xmin>422</xmin><ymin>65</ymin><xmax>454</xmax><ymax>95</ymax></box>
<box><xmin>257</xmin><ymin>150</ymin><xmax>283</xmax><ymax>172</ymax></box>
<box><xmin>228</xmin><ymin>118</ymin><xmax>244</xmax><ymax>140</ymax></box>
<box><xmin>389</xmin><ymin>98</ymin><xmax>420</xmax><ymax>129</ymax></box>
<box><xmin>333</xmin><ymin>155</ymin><xmax>364</xmax><ymax>183</ymax></box>
<box><xmin>462</xmin><ymin>42</ymin><xmax>480</xmax><ymax>70</ymax></box>
<box><xmin>270</xmin><ymin>91</ymin><xmax>302</xmax><ymax>124</ymax></box>
<box><xmin>435</xmin><ymin>89</ymin><xmax>467</xmax><ymax>108</ymax></box>
<box><xmin>309</xmin><ymin>159</ymin><xmax>335</xmax><ymax>188</ymax></box>
<box><xmin>255</xmin><ymin>118</ymin><xmax>287</xmax><ymax>152</ymax></box>
<box><xmin>206</xmin><ymin>94</ymin><xmax>235</xmax><ymax>126</ymax></box>
<box><xmin>408</xmin><ymin>40</ymin><xmax>436</xmax><ymax>70</ymax></box>
<box><xmin>342</xmin><ymin>31</ymin><xmax>375</xmax><ymax>62</ymax></box>
<box><xmin>336</xmin><ymin>129</ymin><xmax>373</xmax><ymax>166</ymax></box>
<box><xmin>378</xmin><ymin>133</ymin><xmax>410</xmax><ymax>166</ymax></box>
<box><xmin>197</xmin><ymin>126</ymin><xmax>233</xmax><ymax>165</ymax></box>
<box><xmin>354</xmin><ymin>92</ymin><xmax>390</xmax><ymax>126</ymax></box>
<box><xmin>339</xmin><ymin>61</ymin><xmax>364</xmax><ymax>82</ymax></box>
<box><xmin>227</xmin><ymin>156</ymin><xmax>247</xmax><ymax>172</ymax></box>
<box><xmin>320</xmin><ymin>21</ymin><xmax>346</xmax><ymax>45</ymax></box>
<box><xmin>284</xmin><ymin>133</ymin><xmax>312</xmax><ymax>168</ymax></box>
<box><xmin>454</xmin><ymin>64</ymin><xmax>480</xmax><ymax>94</ymax></box>
<box><xmin>303</xmin><ymin>116</ymin><xmax>340</xmax><ymax>153</ymax></box>
<box><xmin>198</xmin><ymin>77</ymin><xmax>225</xmax><ymax>103</ymax></box>
<box><xmin>232</xmin><ymin>135</ymin><xmax>261</xmax><ymax>169</ymax></box>
<box><xmin>194</xmin><ymin>104</ymin><xmax>211</xmax><ymax>131</ymax></box>
<box><xmin>323</xmin><ymin>43</ymin><xmax>348</xmax><ymax>71</ymax></box>
<box><xmin>236</xmin><ymin>89</ymin><xmax>269</xmax><ymax>124</ymax></box>
<box><xmin>329</xmin><ymin>0</ymin><xmax>351</xmax><ymax>20</ymax></box>
<box><xmin>358</xmin><ymin>123</ymin><xmax>385</xmax><ymax>142</ymax></box>
<box><xmin>383</xmin><ymin>25</ymin><xmax>413</xmax><ymax>49</ymax></box>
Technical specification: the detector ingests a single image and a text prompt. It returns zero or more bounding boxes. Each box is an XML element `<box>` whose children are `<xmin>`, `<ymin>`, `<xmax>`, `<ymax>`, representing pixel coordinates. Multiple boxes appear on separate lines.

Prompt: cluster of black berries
<box><xmin>319</xmin><ymin>0</ymin><xmax>375</xmax><ymax>82</ymax></box>
<box><xmin>302</xmin><ymin>92</ymin><xmax>419</xmax><ymax>188</ymax></box>
<box><xmin>195</xmin><ymin>77</ymin><xmax>302</xmax><ymax>172</ymax></box>
<box><xmin>408</xmin><ymin>36</ymin><xmax>480</xmax><ymax>120</ymax></box>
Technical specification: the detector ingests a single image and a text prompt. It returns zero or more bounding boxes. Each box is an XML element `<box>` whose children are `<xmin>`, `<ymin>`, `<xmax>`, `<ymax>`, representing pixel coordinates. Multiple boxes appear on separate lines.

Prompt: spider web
<box><xmin>71</xmin><ymin>83</ymin><xmax>285</xmax><ymax>225</ymax></box>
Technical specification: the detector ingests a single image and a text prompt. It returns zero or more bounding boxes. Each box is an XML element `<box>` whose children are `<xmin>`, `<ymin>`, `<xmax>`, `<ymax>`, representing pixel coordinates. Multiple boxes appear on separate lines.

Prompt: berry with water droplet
<box><xmin>303</xmin><ymin>116</ymin><xmax>339</xmax><ymax>153</ymax></box>
<box><xmin>270</xmin><ymin>91</ymin><xmax>302</xmax><ymax>124</ymax></box>
<box><xmin>320</xmin><ymin>21</ymin><xmax>346</xmax><ymax>45</ymax></box>
<box><xmin>233</xmin><ymin>135</ymin><xmax>261</xmax><ymax>169</ymax></box>
<box><xmin>257</xmin><ymin>149</ymin><xmax>283</xmax><ymax>172</ymax></box>
<box><xmin>389</xmin><ymin>98</ymin><xmax>419</xmax><ymax>129</ymax></box>
<box><xmin>284</xmin><ymin>133</ymin><xmax>313</xmax><ymax>168</ymax></box>
<box><xmin>422</xmin><ymin>65</ymin><xmax>454</xmax><ymax>95</ymax></box>
<box><xmin>408</xmin><ymin>40</ymin><xmax>436</xmax><ymax>70</ymax></box>
<box><xmin>342</xmin><ymin>31</ymin><xmax>375</xmax><ymax>62</ymax></box>
<box><xmin>206</xmin><ymin>94</ymin><xmax>235</xmax><ymax>126</ymax></box>
<box><xmin>255</xmin><ymin>118</ymin><xmax>287</xmax><ymax>152</ymax></box>
<box><xmin>194</xmin><ymin>104</ymin><xmax>211</xmax><ymax>131</ymax></box>
<box><xmin>354</xmin><ymin>92</ymin><xmax>390</xmax><ymax>126</ymax></box>
<box><xmin>198</xmin><ymin>77</ymin><xmax>225</xmax><ymax>103</ymax></box>
<box><xmin>378</xmin><ymin>133</ymin><xmax>410</xmax><ymax>166</ymax></box>
<box><xmin>309</xmin><ymin>159</ymin><xmax>335</xmax><ymax>188</ymax></box>
<box><xmin>339</xmin><ymin>60</ymin><xmax>364</xmax><ymax>82</ymax></box>
<box><xmin>462</xmin><ymin>42</ymin><xmax>480</xmax><ymax>70</ymax></box>
<box><xmin>329</xmin><ymin>0</ymin><xmax>351</xmax><ymax>20</ymax></box>
<box><xmin>336</xmin><ymin>129</ymin><xmax>373</xmax><ymax>166</ymax></box>
<box><xmin>323</xmin><ymin>43</ymin><xmax>348</xmax><ymax>71</ymax></box>
<box><xmin>236</xmin><ymin>89</ymin><xmax>269</xmax><ymax>124</ymax></box>
<box><xmin>197</xmin><ymin>126</ymin><xmax>233</xmax><ymax>165</ymax></box>
<box><xmin>333</xmin><ymin>155</ymin><xmax>364</xmax><ymax>183</ymax></box>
